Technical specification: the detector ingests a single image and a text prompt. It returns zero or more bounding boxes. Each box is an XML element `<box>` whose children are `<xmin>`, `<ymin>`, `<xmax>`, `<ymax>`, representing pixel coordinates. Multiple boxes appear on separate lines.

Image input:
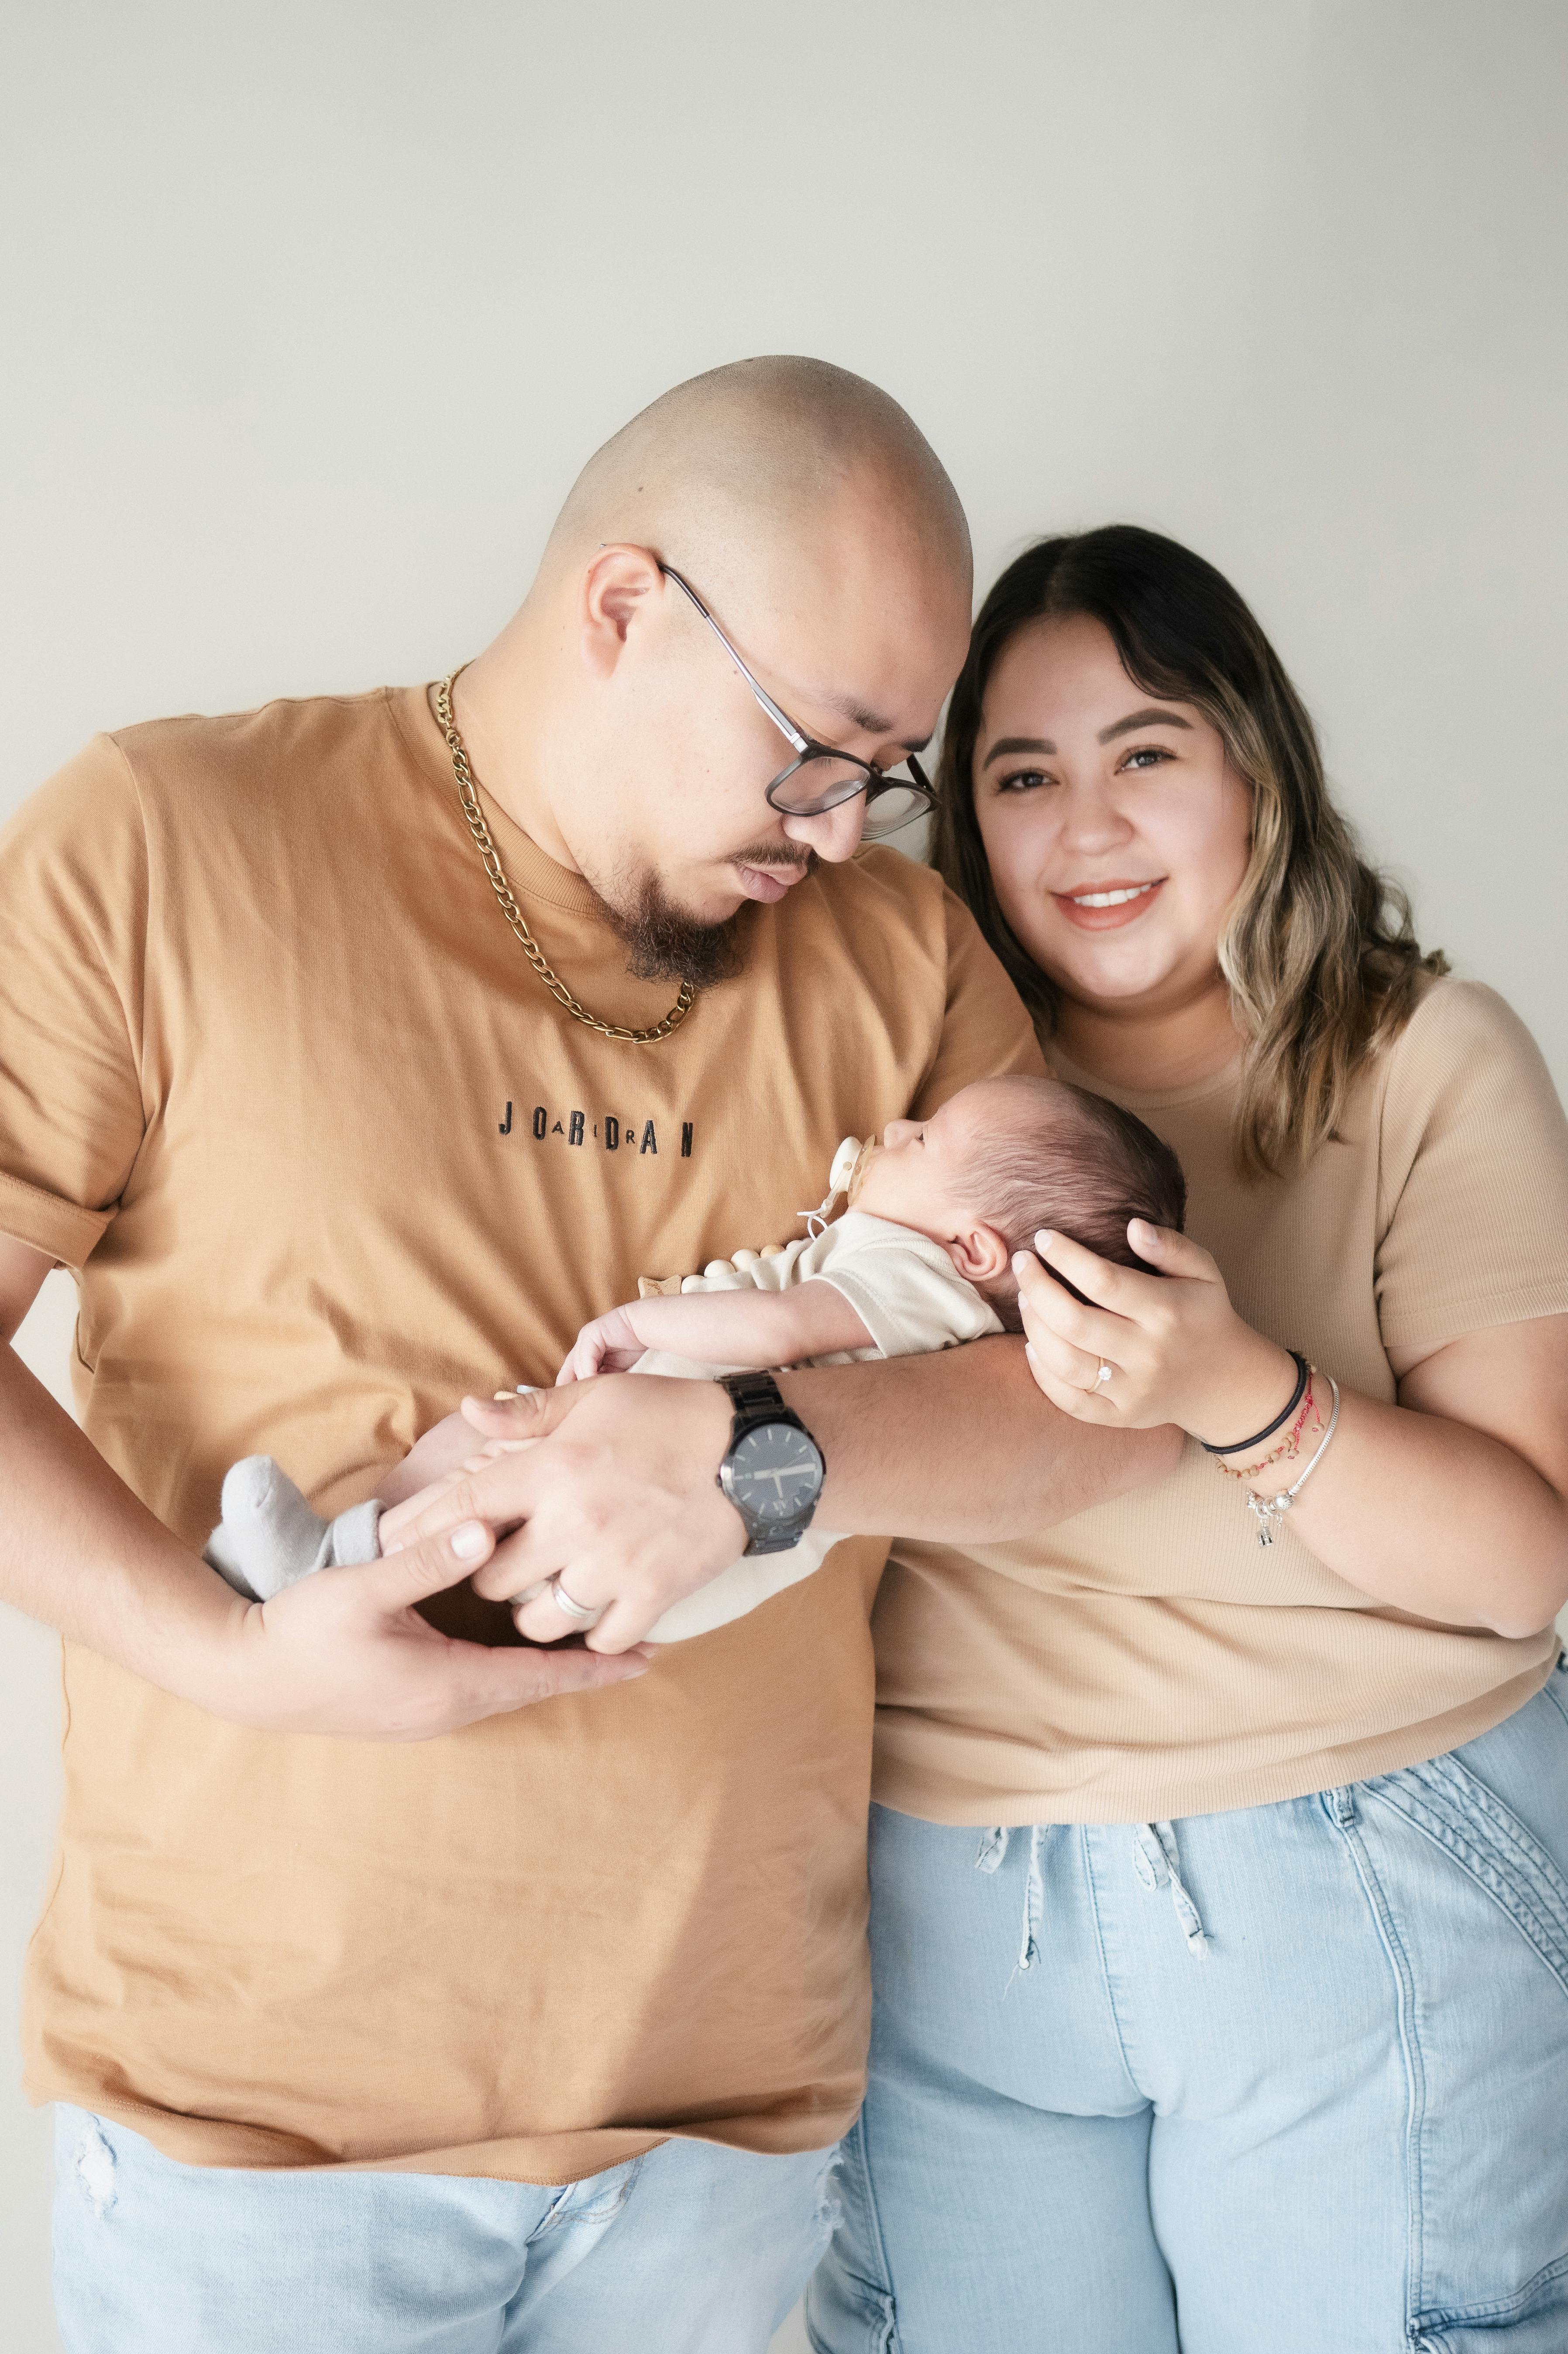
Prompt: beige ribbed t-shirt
<box><xmin>873</xmin><ymin>977</ymin><xmax>1568</xmax><ymax>1826</ymax></box>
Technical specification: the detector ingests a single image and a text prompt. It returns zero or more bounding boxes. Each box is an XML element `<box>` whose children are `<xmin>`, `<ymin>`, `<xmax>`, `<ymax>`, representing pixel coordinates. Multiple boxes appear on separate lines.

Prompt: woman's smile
<box><xmin>1051</xmin><ymin>876</ymin><xmax>1167</xmax><ymax>929</ymax></box>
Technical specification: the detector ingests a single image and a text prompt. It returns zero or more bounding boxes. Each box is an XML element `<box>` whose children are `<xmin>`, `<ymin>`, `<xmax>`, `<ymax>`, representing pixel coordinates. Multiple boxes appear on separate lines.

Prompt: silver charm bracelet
<box><xmin>1245</xmin><ymin>1375</ymin><xmax>1342</xmax><ymax>1548</ymax></box>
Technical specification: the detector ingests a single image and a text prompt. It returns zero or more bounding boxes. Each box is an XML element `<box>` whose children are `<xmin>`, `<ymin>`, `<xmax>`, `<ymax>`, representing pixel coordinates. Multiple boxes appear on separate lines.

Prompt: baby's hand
<box><xmin>557</xmin><ymin>1304</ymin><xmax>646</xmax><ymax>1385</ymax></box>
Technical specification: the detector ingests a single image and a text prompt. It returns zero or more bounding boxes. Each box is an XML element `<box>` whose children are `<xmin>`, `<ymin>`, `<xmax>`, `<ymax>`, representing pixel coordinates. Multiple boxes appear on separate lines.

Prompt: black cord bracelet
<box><xmin>1199</xmin><ymin>1350</ymin><xmax>1310</xmax><ymax>1457</ymax></box>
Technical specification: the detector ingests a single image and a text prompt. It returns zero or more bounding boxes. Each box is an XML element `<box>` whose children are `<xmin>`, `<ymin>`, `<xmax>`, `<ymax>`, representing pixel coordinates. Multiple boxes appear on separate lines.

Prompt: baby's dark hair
<box><xmin>973</xmin><ymin>1079</ymin><xmax>1187</xmax><ymax>1332</ymax></box>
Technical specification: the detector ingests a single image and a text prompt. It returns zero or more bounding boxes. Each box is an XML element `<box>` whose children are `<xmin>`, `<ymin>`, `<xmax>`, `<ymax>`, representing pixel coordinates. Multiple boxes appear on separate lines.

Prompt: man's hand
<box><xmin>380</xmin><ymin>1376</ymin><xmax>746</xmax><ymax>1654</ymax></box>
<box><xmin>378</xmin><ymin>1426</ymin><xmax>542</xmax><ymax>1552</ymax></box>
<box><xmin>1</xmin><ymin>1331</ymin><xmax>648</xmax><ymax>1738</ymax></box>
<box><xmin>210</xmin><ymin>1516</ymin><xmax>651</xmax><ymax>1738</ymax></box>
<box><xmin>5</xmin><ymin>1313</ymin><xmax>1176</xmax><ymax>1720</ymax></box>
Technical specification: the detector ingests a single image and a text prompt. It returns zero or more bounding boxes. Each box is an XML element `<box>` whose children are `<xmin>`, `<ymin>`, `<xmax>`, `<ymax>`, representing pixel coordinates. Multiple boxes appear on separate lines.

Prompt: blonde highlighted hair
<box><xmin>933</xmin><ymin>525</ymin><xmax>1448</xmax><ymax>1177</ymax></box>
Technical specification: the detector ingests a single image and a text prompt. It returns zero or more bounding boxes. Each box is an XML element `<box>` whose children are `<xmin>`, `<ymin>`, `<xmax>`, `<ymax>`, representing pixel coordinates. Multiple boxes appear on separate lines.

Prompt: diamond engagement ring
<box><xmin>1095</xmin><ymin>1362</ymin><xmax>1114</xmax><ymax>1386</ymax></box>
<box><xmin>546</xmin><ymin>1576</ymin><xmax>603</xmax><ymax>1625</ymax></box>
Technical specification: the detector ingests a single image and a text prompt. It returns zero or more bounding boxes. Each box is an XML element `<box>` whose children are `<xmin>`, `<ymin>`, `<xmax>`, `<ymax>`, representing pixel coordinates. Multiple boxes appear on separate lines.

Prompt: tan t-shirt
<box><xmin>0</xmin><ymin>685</ymin><xmax>1041</xmax><ymax>2178</ymax></box>
<box><xmin>873</xmin><ymin>977</ymin><xmax>1568</xmax><ymax>1827</ymax></box>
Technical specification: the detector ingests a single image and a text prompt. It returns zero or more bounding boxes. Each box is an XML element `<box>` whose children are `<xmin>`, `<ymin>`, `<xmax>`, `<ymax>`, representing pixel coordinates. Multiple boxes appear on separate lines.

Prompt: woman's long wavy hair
<box><xmin>934</xmin><ymin>525</ymin><xmax>1447</xmax><ymax>1177</ymax></box>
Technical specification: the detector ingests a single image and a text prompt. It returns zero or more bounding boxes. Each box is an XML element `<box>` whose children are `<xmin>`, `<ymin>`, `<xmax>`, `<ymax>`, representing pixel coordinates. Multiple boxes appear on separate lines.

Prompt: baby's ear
<box><xmin>947</xmin><ymin>1222</ymin><xmax>1013</xmax><ymax>1285</ymax></box>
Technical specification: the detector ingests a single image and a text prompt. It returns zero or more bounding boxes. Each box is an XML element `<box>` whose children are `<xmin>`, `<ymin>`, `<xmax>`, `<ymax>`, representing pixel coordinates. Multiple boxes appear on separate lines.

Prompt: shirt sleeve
<box><xmin>797</xmin><ymin>1217</ymin><xmax>1004</xmax><ymax>1359</ymax></box>
<box><xmin>1374</xmin><ymin>978</ymin><xmax>1568</xmax><ymax>1358</ymax></box>
<box><xmin>909</xmin><ymin>884</ymin><xmax>1046</xmax><ymax>1118</ymax></box>
<box><xmin>0</xmin><ymin>736</ymin><xmax>149</xmax><ymax>1268</ymax></box>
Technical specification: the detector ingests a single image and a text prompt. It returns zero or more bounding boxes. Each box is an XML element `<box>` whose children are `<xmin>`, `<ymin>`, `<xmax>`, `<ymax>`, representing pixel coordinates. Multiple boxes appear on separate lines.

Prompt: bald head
<box><xmin>453</xmin><ymin>358</ymin><xmax>973</xmax><ymax>976</ymax></box>
<box><xmin>544</xmin><ymin>354</ymin><xmax>970</xmax><ymax>595</ymax></box>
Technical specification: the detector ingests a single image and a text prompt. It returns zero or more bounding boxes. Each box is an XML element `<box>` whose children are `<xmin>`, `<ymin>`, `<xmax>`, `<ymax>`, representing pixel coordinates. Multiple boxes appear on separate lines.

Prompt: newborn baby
<box><xmin>206</xmin><ymin>1075</ymin><xmax>1185</xmax><ymax>1641</ymax></box>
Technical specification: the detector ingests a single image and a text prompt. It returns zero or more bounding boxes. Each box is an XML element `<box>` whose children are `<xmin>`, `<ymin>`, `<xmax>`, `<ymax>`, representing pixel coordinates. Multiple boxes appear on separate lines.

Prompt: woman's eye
<box><xmin>994</xmin><ymin>768</ymin><xmax>1052</xmax><ymax>794</ymax></box>
<box><xmin>1121</xmin><ymin>746</ymin><xmax>1174</xmax><ymax>772</ymax></box>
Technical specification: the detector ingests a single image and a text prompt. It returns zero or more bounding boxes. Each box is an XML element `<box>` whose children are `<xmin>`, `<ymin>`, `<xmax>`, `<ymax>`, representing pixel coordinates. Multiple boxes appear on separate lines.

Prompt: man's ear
<box><xmin>946</xmin><ymin>1222</ymin><xmax>1012</xmax><ymax>1285</ymax></box>
<box><xmin>579</xmin><ymin>544</ymin><xmax>664</xmax><ymax>680</ymax></box>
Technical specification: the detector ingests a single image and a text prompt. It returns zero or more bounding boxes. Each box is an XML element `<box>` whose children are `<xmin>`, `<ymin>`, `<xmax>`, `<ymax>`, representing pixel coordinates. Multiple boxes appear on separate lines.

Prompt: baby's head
<box><xmin>851</xmin><ymin>1074</ymin><xmax>1186</xmax><ymax>1331</ymax></box>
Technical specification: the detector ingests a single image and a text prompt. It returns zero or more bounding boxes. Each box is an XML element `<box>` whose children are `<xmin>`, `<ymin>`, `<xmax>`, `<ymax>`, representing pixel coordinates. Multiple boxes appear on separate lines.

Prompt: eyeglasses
<box><xmin>659</xmin><ymin>564</ymin><xmax>936</xmax><ymax>840</ymax></box>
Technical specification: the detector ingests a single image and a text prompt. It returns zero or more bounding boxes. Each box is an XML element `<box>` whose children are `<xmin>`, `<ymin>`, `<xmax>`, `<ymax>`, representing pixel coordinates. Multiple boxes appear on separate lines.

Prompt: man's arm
<box><xmin>0</xmin><ymin>1232</ymin><xmax>648</xmax><ymax>1735</ymax></box>
<box><xmin>779</xmin><ymin>1336</ymin><xmax>1179</xmax><ymax>1542</ymax></box>
<box><xmin>387</xmin><ymin>1338</ymin><xmax>1182</xmax><ymax>1651</ymax></box>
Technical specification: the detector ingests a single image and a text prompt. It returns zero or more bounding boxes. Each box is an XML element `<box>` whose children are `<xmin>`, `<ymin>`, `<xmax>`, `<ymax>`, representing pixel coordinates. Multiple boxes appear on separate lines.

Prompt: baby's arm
<box><xmin>558</xmin><ymin>1280</ymin><xmax>873</xmax><ymax>1383</ymax></box>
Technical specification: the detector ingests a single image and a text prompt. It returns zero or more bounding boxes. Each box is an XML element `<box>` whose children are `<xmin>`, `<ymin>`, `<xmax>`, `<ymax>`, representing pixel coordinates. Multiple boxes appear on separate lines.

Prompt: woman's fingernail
<box><xmin>450</xmin><ymin>1523</ymin><xmax>488</xmax><ymax>1559</ymax></box>
<box><xmin>1036</xmin><ymin>1229</ymin><xmax>1056</xmax><ymax>1251</ymax></box>
<box><xmin>1025</xmin><ymin>1343</ymin><xmax>1037</xmax><ymax>1365</ymax></box>
<box><xmin>1011</xmin><ymin>1251</ymin><xmax>1033</xmax><ymax>1275</ymax></box>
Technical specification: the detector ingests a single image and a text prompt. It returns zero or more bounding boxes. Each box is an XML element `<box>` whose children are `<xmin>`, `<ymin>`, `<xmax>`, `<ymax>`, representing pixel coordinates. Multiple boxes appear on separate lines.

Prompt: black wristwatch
<box><xmin>715</xmin><ymin>1372</ymin><xmax>827</xmax><ymax>1556</ymax></box>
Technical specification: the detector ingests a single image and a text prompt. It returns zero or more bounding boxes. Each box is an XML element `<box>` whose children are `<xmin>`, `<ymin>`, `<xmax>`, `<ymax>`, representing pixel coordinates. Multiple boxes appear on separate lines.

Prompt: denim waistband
<box><xmin>977</xmin><ymin>1820</ymin><xmax>1209</xmax><ymax>1968</ymax></box>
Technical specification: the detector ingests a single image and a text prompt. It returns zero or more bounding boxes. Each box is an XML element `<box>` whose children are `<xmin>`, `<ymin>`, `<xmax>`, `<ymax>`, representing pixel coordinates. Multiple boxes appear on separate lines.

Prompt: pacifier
<box><xmin>831</xmin><ymin>1135</ymin><xmax>877</xmax><ymax>1204</ymax></box>
<box><xmin>800</xmin><ymin>1136</ymin><xmax>877</xmax><ymax>1236</ymax></box>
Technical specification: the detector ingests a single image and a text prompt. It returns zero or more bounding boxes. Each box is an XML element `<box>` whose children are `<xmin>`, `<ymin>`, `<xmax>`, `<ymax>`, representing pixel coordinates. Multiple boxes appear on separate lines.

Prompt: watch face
<box><xmin>727</xmin><ymin>1421</ymin><xmax>824</xmax><ymax>1527</ymax></box>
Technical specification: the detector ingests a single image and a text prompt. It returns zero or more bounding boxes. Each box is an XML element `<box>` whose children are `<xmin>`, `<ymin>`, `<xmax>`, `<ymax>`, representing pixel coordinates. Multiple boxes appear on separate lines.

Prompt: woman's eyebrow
<box><xmin>981</xmin><ymin>709</ymin><xmax>1194</xmax><ymax>767</ymax></box>
<box><xmin>1097</xmin><ymin>706</ymin><xmax>1193</xmax><ymax>744</ymax></box>
<box><xmin>982</xmin><ymin>735</ymin><xmax>1056</xmax><ymax>767</ymax></box>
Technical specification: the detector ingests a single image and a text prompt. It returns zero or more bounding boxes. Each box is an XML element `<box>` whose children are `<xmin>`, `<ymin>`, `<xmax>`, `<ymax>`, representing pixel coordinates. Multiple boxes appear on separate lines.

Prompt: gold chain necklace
<box><xmin>434</xmin><ymin>671</ymin><xmax>697</xmax><ymax>1045</ymax></box>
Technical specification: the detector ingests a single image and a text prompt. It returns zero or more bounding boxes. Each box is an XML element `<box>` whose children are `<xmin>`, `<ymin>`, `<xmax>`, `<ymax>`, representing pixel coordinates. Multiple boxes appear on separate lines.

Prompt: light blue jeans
<box><xmin>54</xmin><ymin>2107</ymin><xmax>837</xmax><ymax>2353</ymax></box>
<box><xmin>808</xmin><ymin>1670</ymin><xmax>1568</xmax><ymax>2354</ymax></box>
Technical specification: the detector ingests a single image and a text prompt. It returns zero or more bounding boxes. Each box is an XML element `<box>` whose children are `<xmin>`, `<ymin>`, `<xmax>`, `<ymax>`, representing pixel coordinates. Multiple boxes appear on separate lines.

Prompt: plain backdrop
<box><xmin>3</xmin><ymin>4</ymin><xmax>1566</xmax><ymax>2347</ymax></box>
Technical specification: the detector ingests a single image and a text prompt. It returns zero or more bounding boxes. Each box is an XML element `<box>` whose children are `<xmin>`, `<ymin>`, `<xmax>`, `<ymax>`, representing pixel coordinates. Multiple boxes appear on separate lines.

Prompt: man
<box><xmin>0</xmin><ymin>357</ymin><xmax>1172</xmax><ymax>2351</ymax></box>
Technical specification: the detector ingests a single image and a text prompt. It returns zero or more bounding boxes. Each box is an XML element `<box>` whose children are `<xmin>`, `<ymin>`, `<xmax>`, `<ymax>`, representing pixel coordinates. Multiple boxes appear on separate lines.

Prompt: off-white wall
<box><xmin>3</xmin><ymin>4</ymin><xmax>1565</xmax><ymax>2347</ymax></box>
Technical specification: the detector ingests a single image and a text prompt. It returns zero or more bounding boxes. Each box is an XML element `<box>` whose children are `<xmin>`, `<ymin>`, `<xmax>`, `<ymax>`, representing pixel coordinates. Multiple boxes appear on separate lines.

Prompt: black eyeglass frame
<box><xmin>658</xmin><ymin>564</ymin><xmax>936</xmax><ymax>837</ymax></box>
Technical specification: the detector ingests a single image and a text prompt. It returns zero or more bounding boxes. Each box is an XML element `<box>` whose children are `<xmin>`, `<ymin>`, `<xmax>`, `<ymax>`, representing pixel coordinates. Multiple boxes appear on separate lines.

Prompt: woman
<box><xmin>808</xmin><ymin>527</ymin><xmax>1568</xmax><ymax>2353</ymax></box>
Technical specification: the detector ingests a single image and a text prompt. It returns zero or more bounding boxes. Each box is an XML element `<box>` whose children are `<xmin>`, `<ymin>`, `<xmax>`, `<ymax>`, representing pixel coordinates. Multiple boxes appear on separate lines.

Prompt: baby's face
<box><xmin>854</xmin><ymin>1081</ymin><xmax>1028</xmax><ymax>1240</ymax></box>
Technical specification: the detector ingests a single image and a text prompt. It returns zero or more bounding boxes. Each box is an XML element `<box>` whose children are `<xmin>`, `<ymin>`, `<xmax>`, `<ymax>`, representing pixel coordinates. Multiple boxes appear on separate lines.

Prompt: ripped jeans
<box><xmin>53</xmin><ymin>2111</ymin><xmax>837</xmax><ymax>2354</ymax></box>
<box><xmin>808</xmin><ymin>1672</ymin><xmax>1568</xmax><ymax>2354</ymax></box>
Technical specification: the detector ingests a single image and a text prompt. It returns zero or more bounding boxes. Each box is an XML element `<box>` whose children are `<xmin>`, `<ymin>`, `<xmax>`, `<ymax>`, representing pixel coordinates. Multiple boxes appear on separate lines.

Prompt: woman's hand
<box><xmin>1015</xmin><ymin>1219</ymin><xmax>1299</xmax><ymax>1447</ymax></box>
<box><xmin>1021</xmin><ymin>1229</ymin><xmax>1568</xmax><ymax>1634</ymax></box>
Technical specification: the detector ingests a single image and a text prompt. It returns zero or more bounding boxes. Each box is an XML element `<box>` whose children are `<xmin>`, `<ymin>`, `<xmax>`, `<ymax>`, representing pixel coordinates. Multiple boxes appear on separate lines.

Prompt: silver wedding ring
<box><xmin>546</xmin><ymin>1576</ymin><xmax>604</xmax><ymax>1626</ymax></box>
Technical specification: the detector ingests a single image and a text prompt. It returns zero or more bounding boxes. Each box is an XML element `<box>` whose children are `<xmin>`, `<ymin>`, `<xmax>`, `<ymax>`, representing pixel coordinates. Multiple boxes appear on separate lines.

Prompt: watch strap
<box><xmin>716</xmin><ymin>1372</ymin><xmax>823</xmax><ymax>1556</ymax></box>
<box><xmin>718</xmin><ymin>1370</ymin><xmax>806</xmax><ymax>1436</ymax></box>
